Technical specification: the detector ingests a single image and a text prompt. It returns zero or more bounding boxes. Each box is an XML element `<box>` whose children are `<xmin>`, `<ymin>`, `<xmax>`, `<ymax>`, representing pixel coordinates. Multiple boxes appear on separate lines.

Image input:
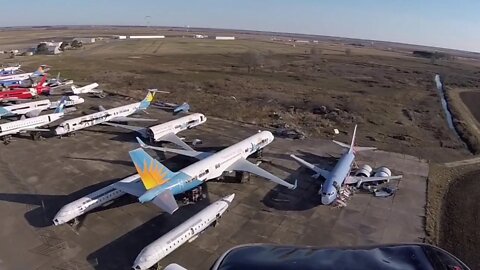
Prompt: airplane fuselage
<box><xmin>132</xmin><ymin>194</ymin><xmax>234</xmax><ymax>270</ymax></box>
<box><xmin>0</xmin><ymin>99</ymin><xmax>51</xmax><ymax>118</ymax></box>
<box><xmin>55</xmin><ymin>101</ymin><xmax>142</xmax><ymax>135</ymax></box>
<box><xmin>0</xmin><ymin>112</ymin><xmax>64</xmax><ymax>137</ymax></box>
<box><xmin>139</xmin><ymin>131</ymin><xmax>274</xmax><ymax>203</ymax></box>
<box><xmin>53</xmin><ymin>174</ymin><xmax>140</xmax><ymax>225</ymax></box>
<box><xmin>320</xmin><ymin>151</ymin><xmax>355</xmax><ymax>204</ymax></box>
<box><xmin>147</xmin><ymin>113</ymin><xmax>206</xmax><ymax>141</ymax></box>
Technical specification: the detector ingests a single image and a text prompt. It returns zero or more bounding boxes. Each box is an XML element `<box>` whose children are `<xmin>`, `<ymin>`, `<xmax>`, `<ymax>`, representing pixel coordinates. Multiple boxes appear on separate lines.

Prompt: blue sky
<box><xmin>2</xmin><ymin>0</ymin><xmax>480</xmax><ymax>52</ymax></box>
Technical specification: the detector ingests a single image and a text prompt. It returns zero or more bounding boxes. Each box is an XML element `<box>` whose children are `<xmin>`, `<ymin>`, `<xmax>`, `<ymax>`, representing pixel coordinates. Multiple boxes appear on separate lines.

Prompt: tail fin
<box><xmin>36</xmin><ymin>75</ymin><xmax>48</xmax><ymax>89</ymax></box>
<box><xmin>348</xmin><ymin>124</ymin><xmax>357</xmax><ymax>153</ymax></box>
<box><xmin>32</xmin><ymin>65</ymin><xmax>48</xmax><ymax>76</ymax></box>
<box><xmin>54</xmin><ymin>97</ymin><xmax>67</xmax><ymax>113</ymax></box>
<box><xmin>129</xmin><ymin>148</ymin><xmax>176</xmax><ymax>190</ymax></box>
<box><xmin>139</xmin><ymin>89</ymin><xmax>157</xmax><ymax>110</ymax></box>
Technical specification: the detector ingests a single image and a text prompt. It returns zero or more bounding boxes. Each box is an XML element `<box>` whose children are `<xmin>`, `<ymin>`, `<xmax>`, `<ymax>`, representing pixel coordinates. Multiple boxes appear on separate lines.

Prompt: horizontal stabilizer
<box><xmin>227</xmin><ymin>158</ymin><xmax>296</xmax><ymax>189</ymax></box>
<box><xmin>290</xmin><ymin>154</ymin><xmax>330</xmax><ymax>179</ymax></box>
<box><xmin>152</xmin><ymin>189</ymin><xmax>179</xmax><ymax>214</ymax></box>
<box><xmin>332</xmin><ymin>140</ymin><xmax>350</xmax><ymax>148</ymax></box>
<box><xmin>112</xmin><ymin>181</ymin><xmax>146</xmax><ymax>197</ymax></box>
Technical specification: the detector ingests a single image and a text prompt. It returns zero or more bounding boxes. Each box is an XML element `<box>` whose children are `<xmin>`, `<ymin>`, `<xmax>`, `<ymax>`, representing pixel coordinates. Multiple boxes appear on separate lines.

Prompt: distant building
<box><xmin>38</xmin><ymin>41</ymin><xmax>63</xmax><ymax>54</ymax></box>
<box><xmin>73</xmin><ymin>37</ymin><xmax>96</xmax><ymax>44</ymax></box>
<box><xmin>194</xmin><ymin>34</ymin><xmax>206</xmax><ymax>39</ymax></box>
<box><xmin>129</xmin><ymin>35</ymin><xmax>165</xmax><ymax>39</ymax></box>
<box><xmin>294</xmin><ymin>40</ymin><xmax>310</xmax><ymax>43</ymax></box>
<box><xmin>116</xmin><ymin>35</ymin><xmax>127</xmax><ymax>39</ymax></box>
<box><xmin>215</xmin><ymin>36</ymin><xmax>235</xmax><ymax>40</ymax></box>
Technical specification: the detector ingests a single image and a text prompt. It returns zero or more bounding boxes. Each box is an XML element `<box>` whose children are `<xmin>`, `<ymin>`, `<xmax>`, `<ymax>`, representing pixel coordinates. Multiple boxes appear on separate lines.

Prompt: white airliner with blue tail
<box><xmin>113</xmin><ymin>131</ymin><xmax>297</xmax><ymax>214</ymax></box>
<box><xmin>291</xmin><ymin>125</ymin><xmax>402</xmax><ymax>205</ymax></box>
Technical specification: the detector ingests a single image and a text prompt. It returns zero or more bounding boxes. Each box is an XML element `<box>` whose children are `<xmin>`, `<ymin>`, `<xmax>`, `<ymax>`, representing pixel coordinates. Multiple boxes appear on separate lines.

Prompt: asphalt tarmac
<box><xmin>0</xmin><ymin>95</ymin><xmax>428</xmax><ymax>270</ymax></box>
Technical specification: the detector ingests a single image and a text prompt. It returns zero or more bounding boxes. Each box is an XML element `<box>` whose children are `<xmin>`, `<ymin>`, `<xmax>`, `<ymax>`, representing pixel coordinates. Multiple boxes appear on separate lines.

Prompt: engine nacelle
<box><xmin>374</xmin><ymin>166</ymin><xmax>392</xmax><ymax>177</ymax></box>
<box><xmin>355</xmin><ymin>164</ymin><xmax>373</xmax><ymax>177</ymax></box>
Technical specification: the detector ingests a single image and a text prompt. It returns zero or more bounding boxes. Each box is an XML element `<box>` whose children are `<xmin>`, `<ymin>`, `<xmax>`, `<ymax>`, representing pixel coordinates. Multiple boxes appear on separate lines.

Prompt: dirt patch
<box><xmin>459</xmin><ymin>91</ymin><xmax>480</xmax><ymax>123</ymax></box>
<box><xmin>440</xmin><ymin>169</ymin><xmax>480</xmax><ymax>269</ymax></box>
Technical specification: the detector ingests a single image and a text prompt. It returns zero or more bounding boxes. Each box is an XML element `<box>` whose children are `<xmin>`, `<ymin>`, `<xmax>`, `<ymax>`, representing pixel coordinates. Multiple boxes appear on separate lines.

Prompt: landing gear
<box><xmin>31</xmin><ymin>131</ymin><xmax>43</xmax><ymax>141</ymax></box>
<box><xmin>67</xmin><ymin>217</ymin><xmax>79</xmax><ymax>226</ymax></box>
<box><xmin>2</xmin><ymin>135</ymin><xmax>11</xmax><ymax>145</ymax></box>
<box><xmin>252</xmin><ymin>149</ymin><xmax>263</xmax><ymax>159</ymax></box>
<box><xmin>181</xmin><ymin>186</ymin><xmax>207</xmax><ymax>205</ymax></box>
<box><xmin>236</xmin><ymin>171</ymin><xmax>250</xmax><ymax>183</ymax></box>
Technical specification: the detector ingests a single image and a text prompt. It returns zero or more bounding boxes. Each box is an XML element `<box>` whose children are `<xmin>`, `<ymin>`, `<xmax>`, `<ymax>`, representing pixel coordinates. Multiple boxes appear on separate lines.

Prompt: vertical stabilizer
<box><xmin>129</xmin><ymin>148</ymin><xmax>176</xmax><ymax>190</ymax></box>
<box><xmin>349</xmin><ymin>125</ymin><xmax>357</xmax><ymax>153</ymax></box>
<box><xmin>139</xmin><ymin>89</ymin><xmax>157</xmax><ymax>110</ymax></box>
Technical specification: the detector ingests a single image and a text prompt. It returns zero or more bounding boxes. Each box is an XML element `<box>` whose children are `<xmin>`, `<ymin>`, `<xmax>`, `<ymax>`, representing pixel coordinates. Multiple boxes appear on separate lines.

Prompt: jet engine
<box><xmin>355</xmin><ymin>164</ymin><xmax>372</xmax><ymax>177</ymax></box>
<box><xmin>374</xmin><ymin>166</ymin><xmax>392</xmax><ymax>177</ymax></box>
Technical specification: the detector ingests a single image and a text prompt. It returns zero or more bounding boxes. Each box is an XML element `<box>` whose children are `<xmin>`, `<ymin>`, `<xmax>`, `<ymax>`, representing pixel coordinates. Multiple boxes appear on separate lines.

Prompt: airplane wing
<box><xmin>19</xmin><ymin>128</ymin><xmax>50</xmax><ymax>132</ymax></box>
<box><xmin>226</xmin><ymin>158</ymin><xmax>297</xmax><ymax>189</ymax></box>
<box><xmin>25</xmin><ymin>109</ymin><xmax>44</xmax><ymax>118</ymax></box>
<box><xmin>136</xmin><ymin>137</ymin><xmax>212</xmax><ymax>159</ymax></box>
<box><xmin>110</xmin><ymin>116</ymin><xmax>157</xmax><ymax>122</ymax></box>
<box><xmin>160</xmin><ymin>132</ymin><xmax>194</xmax><ymax>151</ymax></box>
<box><xmin>290</xmin><ymin>154</ymin><xmax>330</xmax><ymax>179</ymax></box>
<box><xmin>152</xmin><ymin>189</ymin><xmax>179</xmax><ymax>214</ymax></box>
<box><xmin>345</xmin><ymin>175</ymin><xmax>403</xmax><ymax>186</ymax></box>
<box><xmin>102</xmin><ymin>122</ymin><xmax>148</xmax><ymax>138</ymax></box>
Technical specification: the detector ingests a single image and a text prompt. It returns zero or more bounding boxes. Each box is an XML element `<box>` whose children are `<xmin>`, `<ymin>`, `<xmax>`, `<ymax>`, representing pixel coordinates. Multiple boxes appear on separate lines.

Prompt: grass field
<box><xmin>4</xmin><ymin>35</ymin><xmax>477</xmax><ymax>162</ymax></box>
<box><xmin>1</xmin><ymin>27</ymin><xmax>480</xmax><ymax>268</ymax></box>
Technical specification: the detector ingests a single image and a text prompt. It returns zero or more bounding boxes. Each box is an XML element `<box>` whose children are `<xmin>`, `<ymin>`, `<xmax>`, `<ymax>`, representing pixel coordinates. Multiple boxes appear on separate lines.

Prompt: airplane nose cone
<box><xmin>223</xmin><ymin>193</ymin><xmax>235</xmax><ymax>203</ymax></box>
<box><xmin>321</xmin><ymin>195</ymin><xmax>334</xmax><ymax>205</ymax></box>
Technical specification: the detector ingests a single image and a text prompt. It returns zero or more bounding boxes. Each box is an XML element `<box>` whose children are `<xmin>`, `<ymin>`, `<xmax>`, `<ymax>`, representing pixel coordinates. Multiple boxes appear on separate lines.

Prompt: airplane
<box><xmin>0</xmin><ymin>96</ymin><xmax>84</xmax><ymax>119</ymax></box>
<box><xmin>0</xmin><ymin>65</ymin><xmax>49</xmax><ymax>85</ymax></box>
<box><xmin>0</xmin><ymin>97</ymin><xmax>67</xmax><ymax>144</ymax></box>
<box><xmin>132</xmin><ymin>194</ymin><xmax>235</xmax><ymax>270</ymax></box>
<box><xmin>114</xmin><ymin>131</ymin><xmax>297</xmax><ymax>214</ymax></box>
<box><xmin>0</xmin><ymin>65</ymin><xmax>22</xmax><ymax>76</ymax></box>
<box><xmin>54</xmin><ymin>89</ymin><xmax>157</xmax><ymax>136</ymax></box>
<box><xmin>103</xmin><ymin>113</ymin><xmax>207</xmax><ymax>149</ymax></box>
<box><xmin>290</xmin><ymin>125</ymin><xmax>402</xmax><ymax>205</ymax></box>
<box><xmin>53</xmin><ymin>174</ymin><xmax>140</xmax><ymax>225</ymax></box>
<box><xmin>0</xmin><ymin>75</ymin><xmax>50</xmax><ymax>102</ymax></box>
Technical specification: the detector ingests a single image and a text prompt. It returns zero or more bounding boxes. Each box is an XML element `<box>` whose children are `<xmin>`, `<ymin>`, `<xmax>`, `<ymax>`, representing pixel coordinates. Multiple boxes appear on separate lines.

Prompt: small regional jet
<box><xmin>0</xmin><ymin>97</ymin><xmax>67</xmax><ymax>144</ymax></box>
<box><xmin>0</xmin><ymin>96</ymin><xmax>84</xmax><ymax>119</ymax></box>
<box><xmin>0</xmin><ymin>65</ymin><xmax>49</xmax><ymax>86</ymax></box>
<box><xmin>104</xmin><ymin>113</ymin><xmax>206</xmax><ymax>150</ymax></box>
<box><xmin>0</xmin><ymin>65</ymin><xmax>22</xmax><ymax>76</ymax></box>
<box><xmin>290</xmin><ymin>125</ymin><xmax>402</xmax><ymax>205</ymax></box>
<box><xmin>113</xmin><ymin>131</ymin><xmax>297</xmax><ymax>214</ymax></box>
<box><xmin>54</xmin><ymin>89</ymin><xmax>157</xmax><ymax>136</ymax></box>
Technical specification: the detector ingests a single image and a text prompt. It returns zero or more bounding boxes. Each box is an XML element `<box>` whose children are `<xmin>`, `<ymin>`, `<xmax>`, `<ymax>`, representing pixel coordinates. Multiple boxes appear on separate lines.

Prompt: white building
<box><xmin>194</xmin><ymin>34</ymin><xmax>206</xmax><ymax>39</ymax></box>
<box><xmin>73</xmin><ymin>37</ymin><xmax>96</xmax><ymax>44</ymax></box>
<box><xmin>116</xmin><ymin>35</ymin><xmax>127</xmax><ymax>39</ymax></box>
<box><xmin>129</xmin><ymin>35</ymin><xmax>165</xmax><ymax>39</ymax></box>
<box><xmin>215</xmin><ymin>36</ymin><xmax>235</xmax><ymax>40</ymax></box>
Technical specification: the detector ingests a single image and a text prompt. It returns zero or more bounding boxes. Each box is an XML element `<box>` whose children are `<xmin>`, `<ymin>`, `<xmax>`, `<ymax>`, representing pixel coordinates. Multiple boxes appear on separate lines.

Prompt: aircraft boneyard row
<box><xmin>1</xmin><ymin>65</ymin><xmax>403</xmax><ymax>269</ymax></box>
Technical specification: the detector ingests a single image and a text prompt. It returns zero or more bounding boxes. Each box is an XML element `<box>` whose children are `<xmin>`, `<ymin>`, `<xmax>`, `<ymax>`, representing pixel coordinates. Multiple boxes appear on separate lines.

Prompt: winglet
<box><xmin>136</xmin><ymin>136</ymin><xmax>148</xmax><ymax>148</ymax></box>
<box><xmin>291</xmin><ymin>179</ymin><xmax>298</xmax><ymax>190</ymax></box>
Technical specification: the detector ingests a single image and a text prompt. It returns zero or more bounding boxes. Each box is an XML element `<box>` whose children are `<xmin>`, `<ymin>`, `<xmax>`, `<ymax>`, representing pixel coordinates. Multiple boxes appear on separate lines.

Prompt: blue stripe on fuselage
<box><xmin>138</xmin><ymin>172</ymin><xmax>202</xmax><ymax>203</ymax></box>
<box><xmin>321</xmin><ymin>152</ymin><xmax>355</xmax><ymax>194</ymax></box>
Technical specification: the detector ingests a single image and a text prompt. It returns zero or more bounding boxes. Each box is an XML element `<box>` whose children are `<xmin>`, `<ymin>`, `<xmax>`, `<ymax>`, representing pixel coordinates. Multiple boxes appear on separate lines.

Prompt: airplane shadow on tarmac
<box><xmin>0</xmin><ymin>178</ymin><xmax>138</xmax><ymax>228</ymax></box>
<box><xmin>261</xmin><ymin>150</ymin><xmax>337</xmax><ymax>211</ymax></box>
<box><xmin>86</xmin><ymin>192</ymin><xmax>212</xmax><ymax>270</ymax></box>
